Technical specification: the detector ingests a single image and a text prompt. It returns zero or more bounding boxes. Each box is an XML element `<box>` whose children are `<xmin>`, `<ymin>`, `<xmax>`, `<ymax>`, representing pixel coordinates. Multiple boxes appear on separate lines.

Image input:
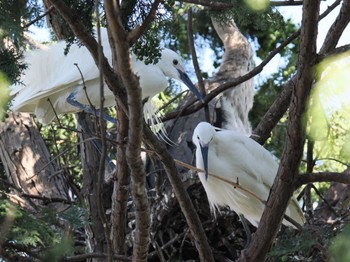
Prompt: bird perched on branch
<box><xmin>10</xmin><ymin>28</ymin><xmax>203</xmax><ymax>128</ymax></box>
<box><xmin>192</xmin><ymin>122</ymin><xmax>305</xmax><ymax>228</ymax></box>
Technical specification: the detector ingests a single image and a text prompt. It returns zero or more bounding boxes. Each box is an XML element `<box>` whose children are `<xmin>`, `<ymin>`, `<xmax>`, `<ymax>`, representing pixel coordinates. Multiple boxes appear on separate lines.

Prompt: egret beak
<box><xmin>177</xmin><ymin>69</ymin><xmax>205</xmax><ymax>103</ymax></box>
<box><xmin>200</xmin><ymin>143</ymin><xmax>209</xmax><ymax>181</ymax></box>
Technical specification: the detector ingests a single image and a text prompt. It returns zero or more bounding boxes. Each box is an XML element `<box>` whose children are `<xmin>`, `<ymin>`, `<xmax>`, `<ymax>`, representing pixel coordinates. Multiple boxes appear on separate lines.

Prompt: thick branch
<box><xmin>142</xmin><ymin>125</ymin><xmax>215</xmax><ymax>262</ymax></box>
<box><xmin>319</xmin><ymin>0</ymin><xmax>350</xmax><ymax>54</ymax></box>
<box><xmin>111</xmin><ymin>105</ymin><xmax>130</xmax><ymax>254</ymax></box>
<box><xmin>296</xmin><ymin>172</ymin><xmax>350</xmax><ymax>188</ymax></box>
<box><xmin>180</xmin><ymin>0</ymin><xmax>303</xmax><ymax>9</ymax></box>
<box><xmin>239</xmin><ymin>1</ymin><xmax>320</xmax><ymax>261</ymax></box>
<box><xmin>104</xmin><ymin>1</ymin><xmax>150</xmax><ymax>261</ymax></box>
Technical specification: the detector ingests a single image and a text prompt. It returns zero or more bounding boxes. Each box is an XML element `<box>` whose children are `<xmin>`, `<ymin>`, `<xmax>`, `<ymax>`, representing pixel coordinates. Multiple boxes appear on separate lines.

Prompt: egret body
<box><xmin>10</xmin><ymin>29</ymin><xmax>203</xmax><ymax>124</ymax></box>
<box><xmin>192</xmin><ymin>122</ymin><xmax>305</xmax><ymax>228</ymax></box>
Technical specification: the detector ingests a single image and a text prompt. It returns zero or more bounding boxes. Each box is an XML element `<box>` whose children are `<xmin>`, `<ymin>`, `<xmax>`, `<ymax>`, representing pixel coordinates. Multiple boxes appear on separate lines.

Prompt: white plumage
<box><xmin>192</xmin><ymin>122</ymin><xmax>305</xmax><ymax>228</ymax></box>
<box><xmin>10</xmin><ymin>29</ymin><xmax>203</xmax><ymax>124</ymax></box>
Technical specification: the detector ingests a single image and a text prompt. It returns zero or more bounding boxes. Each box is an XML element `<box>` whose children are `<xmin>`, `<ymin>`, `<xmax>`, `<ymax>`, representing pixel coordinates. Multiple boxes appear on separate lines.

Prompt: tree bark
<box><xmin>0</xmin><ymin>112</ymin><xmax>69</xmax><ymax>210</ymax></box>
<box><xmin>239</xmin><ymin>1</ymin><xmax>320</xmax><ymax>261</ymax></box>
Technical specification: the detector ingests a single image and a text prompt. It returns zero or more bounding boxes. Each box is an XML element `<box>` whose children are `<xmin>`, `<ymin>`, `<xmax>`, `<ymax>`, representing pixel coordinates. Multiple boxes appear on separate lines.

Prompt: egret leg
<box><xmin>67</xmin><ymin>92</ymin><xmax>117</xmax><ymax>124</ymax></box>
<box><xmin>77</xmin><ymin>111</ymin><xmax>116</xmax><ymax>176</ymax></box>
<box><xmin>239</xmin><ymin>214</ymin><xmax>252</xmax><ymax>247</ymax></box>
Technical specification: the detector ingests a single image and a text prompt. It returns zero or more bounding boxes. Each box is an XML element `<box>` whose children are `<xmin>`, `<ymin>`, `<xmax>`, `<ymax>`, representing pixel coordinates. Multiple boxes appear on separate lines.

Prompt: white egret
<box><xmin>192</xmin><ymin>122</ymin><xmax>305</xmax><ymax>228</ymax></box>
<box><xmin>10</xmin><ymin>28</ymin><xmax>203</xmax><ymax>126</ymax></box>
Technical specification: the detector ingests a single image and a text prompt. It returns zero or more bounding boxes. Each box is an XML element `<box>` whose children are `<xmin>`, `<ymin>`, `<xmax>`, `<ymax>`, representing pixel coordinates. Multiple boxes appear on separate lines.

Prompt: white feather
<box><xmin>10</xmin><ymin>28</ymin><xmax>201</xmax><ymax>132</ymax></box>
<box><xmin>192</xmin><ymin>122</ymin><xmax>305</xmax><ymax>228</ymax></box>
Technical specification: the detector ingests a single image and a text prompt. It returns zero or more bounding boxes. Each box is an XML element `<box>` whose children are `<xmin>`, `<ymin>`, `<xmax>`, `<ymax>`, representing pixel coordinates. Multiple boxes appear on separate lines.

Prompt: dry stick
<box><xmin>74</xmin><ymin>63</ymin><xmax>94</xmax><ymax>107</ymax></box>
<box><xmin>173</xmin><ymin>159</ymin><xmax>303</xmax><ymax>230</ymax></box>
<box><xmin>147</xmin><ymin>232</ymin><xmax>186</xmax><ymax>259</ymax></box>
<box><xmin>187</xmin><ymin>8</ymin><xmax>210</xmax><ymax>122</ymax></box>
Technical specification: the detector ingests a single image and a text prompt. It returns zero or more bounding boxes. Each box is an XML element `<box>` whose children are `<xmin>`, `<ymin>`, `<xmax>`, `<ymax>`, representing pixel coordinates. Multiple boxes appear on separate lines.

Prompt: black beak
<box><xmin>200</xmin><ymin>143</ymin><xmax>209</xmax><ymax>181</ymax></box>
<box><xmin>177</xmin><ymin>69</ymin><xmax>205</xmax><ymax>103</ymax></box>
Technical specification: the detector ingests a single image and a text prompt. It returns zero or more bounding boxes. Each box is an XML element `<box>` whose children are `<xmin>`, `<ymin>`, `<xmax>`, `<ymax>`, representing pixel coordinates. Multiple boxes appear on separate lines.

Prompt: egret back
<box><xmin>194</xmin><ymin>124</ymin><xmax>305</xmax><ymax>228</ymax></box>
<box><xmin>10</xmin><ymin>29</ymin><xmax>169</xmax><ymax>124</ymax></box>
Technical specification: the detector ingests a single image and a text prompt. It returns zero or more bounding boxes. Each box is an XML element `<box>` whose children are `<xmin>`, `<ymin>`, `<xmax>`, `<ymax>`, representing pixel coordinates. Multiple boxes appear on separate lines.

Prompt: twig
<box><xmin>24</xmin><ymin>6</ymin><xmax>55</xmax><ymax>28</ymax></box>
<box><xmin>127</xmin><ymin>0</ymin><xmax>163</xmax><ymax>45</ymax></box>
<box><xmin>148</xmin><ymin>232</ymin><xmax>186</xmax><ymax>258</ymax></box>
<box><xmin>180</xmin><ymin>1</ymin><xmax>304</xmax><ymax>10</ymax></box>
<box><xmin>62</xmin><ymin>252</ymin><xmax>131</xmax><ymax>262</ymax></box>
<box><xmin>174</xmin><ymin>159</ymin><xmax>265</xmax><ymax>203</ymax></box>
<box><xmin>310</xmin><ymin>184</ymin><xmax>339</xmax><ymax>218</ymax></box>
<box><xmin>187</xmin><ymin>8</ymin><xmax>210</xmax><ymax>122</ymax></box>
<box><xmin>95</xmin><ymin>5</ymin><xmax>113</xmax><ymax>261</ymax></box>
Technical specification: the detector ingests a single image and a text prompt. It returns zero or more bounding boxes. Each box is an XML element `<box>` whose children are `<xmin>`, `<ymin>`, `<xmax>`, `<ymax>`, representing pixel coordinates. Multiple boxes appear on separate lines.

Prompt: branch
<box><xmin>317</xmin><ymin>44</ymin><xmax>350</xmax><ymax>62</ymax></box>
<box><xmin>111</xmin><ymin>104</ymin><xmax>130</xmax><ymax>254</ymax></box>
<box><xmin>180</xmin><ymin>0</ymin><xmax>304</xmax><ymax>9</ymax></box>
<box><xmin>180</xmin><ymin>0</ymin><xmax>233</xmax><ymax>9</ymax></box>
<box><xmin>319</xmin><ymin>0</ymin><xmax>350</xmax><ymax>54</ymax></box>
<box><xmin>62</xmin><ymin>252</ymin><xmax>131</xmax><ymax>262</ymax></box>
<box><xmin>127</xmin><ymin>0</ymin><xmax>162</xmax><ymax>46</ymax></box>
<box><xmin>162</xmin><ymin>28</ymin><xmax>300</xmax><ymax>122</ymax></box>
<box><xmin>252</xmin><ymin>0</ymin><xmax>343</xmax><ymax>144</ymax></box>
<box><xmin>187</xmin><ymin>8</ymin><xmax>209</xmax><ymax>121</ymax></box>
<box><xmin>270</xmin><ymin>1</ymin><xmax>304</xmax><ymax>6</ymax></box>
<box><xmin>24</xmin><ymin>6</ymin><xmax>54</xmax><ymax>27</ymax></box>
<box><xmin>0</xmin><ymin>178</ymin><xmax>73</xmax><ymax>205</ymax></box>
<box><xmin>142</xmin><ymin>124</ymin><xmax>215</xmax><ymax>262</ymax></box>
<box><xmin>296</xmin><ymin>172</ymin><xmax>350</xmax><ymax>188</ymax></box>
<box><xmin>104</xmin><ymin>1</ymin><xmax>151</xmax><ymax>261</ymax></box>
<box><xmin>239</xmin><ymin>1</ymin><xmax>320</xmax><ymax>261</ymax></box>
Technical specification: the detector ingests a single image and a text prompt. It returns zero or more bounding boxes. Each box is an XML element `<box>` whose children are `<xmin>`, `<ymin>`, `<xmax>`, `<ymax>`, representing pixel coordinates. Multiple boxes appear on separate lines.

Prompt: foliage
<box><xmin>0</xmin><ymin>0</ymin><xmax>41</xmax><ymax>83</ymax></box>
<box><xmin>268</xmin><ymin>225</ymin><xmax>335</xmax><ymax>261</ymax></box>
<box><xmin>53</xmin><ymin>0</ymin><xmax>95</xmax><ymax>54</ymax></box>
<box><xmin>120</xmin><ymin>0</ymin><xmax>173</xmax><ymax>64</ymax></box>
<box><xmin>38</xmin><ymin>114</ymin><xmax>83</xmax><ymax>184</ymax></box>
<box><xmin>0</xmin><ymin>73</ymin><xmax>10</xmax><ymax>120</ymax></box>
<box><xmin>329</xmin><ymin>224</ymin><xmax>350</xmax><ymax>262</ymax></box>
<box><xmin>306</xmin><ymin>53</ymin><xmax>350</xmax><ymax>171</ymax></box>
<box><xmin>0</xmin><ymin>200</ymin><xmax>86</xmax><ymax>260</ymax></box>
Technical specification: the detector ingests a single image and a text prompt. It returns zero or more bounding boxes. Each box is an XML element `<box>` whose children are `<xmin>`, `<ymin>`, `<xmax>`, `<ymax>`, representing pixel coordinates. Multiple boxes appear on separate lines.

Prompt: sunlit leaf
<box><xmin>0</xmin><ymin>72</ymin><xmax>10</xmax><ymax>120</ymax></box>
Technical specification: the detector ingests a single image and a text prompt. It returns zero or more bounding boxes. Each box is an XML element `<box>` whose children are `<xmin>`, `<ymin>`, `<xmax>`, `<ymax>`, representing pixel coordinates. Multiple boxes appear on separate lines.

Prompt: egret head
<box><xmin>158</xmin><ymin>49</ymin><xmax>204</xmax><ymax>103</ymax></box>
<box><xmin>192</xmin><ymin>122</ymin><xmax>216</xmax><ymax>181</ymax></box>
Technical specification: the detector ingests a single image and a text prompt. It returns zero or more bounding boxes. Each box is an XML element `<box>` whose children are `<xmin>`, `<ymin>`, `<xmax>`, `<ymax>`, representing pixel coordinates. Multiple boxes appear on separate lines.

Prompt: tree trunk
<box><xmin>0</xmin><ymin>112</ymin><xmax>69</xmax><ymax>210</ymax></box>
<box><xmin>77</xmin><ymin>112</ymin><xmax>111</xmax><ymax>261</ymax></box>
